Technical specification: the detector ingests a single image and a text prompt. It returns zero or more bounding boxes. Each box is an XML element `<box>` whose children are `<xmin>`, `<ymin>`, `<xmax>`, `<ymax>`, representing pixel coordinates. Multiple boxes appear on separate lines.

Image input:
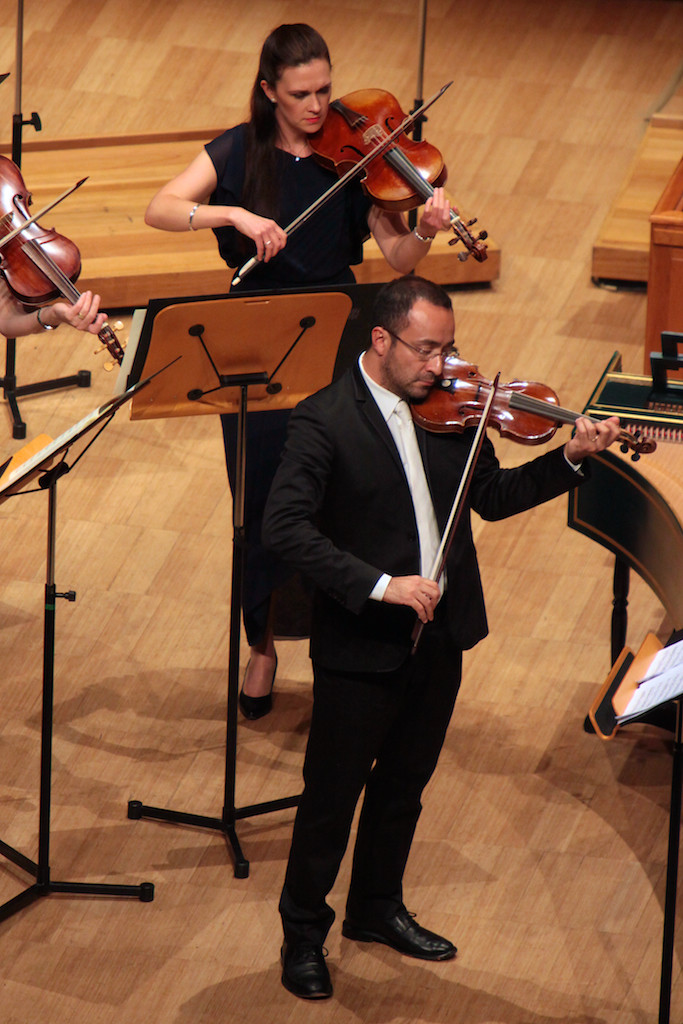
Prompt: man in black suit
<box><xmin>262</xmin><ymin>275</ymin><xmax>620</xmax><ymax>1000</ymax></box>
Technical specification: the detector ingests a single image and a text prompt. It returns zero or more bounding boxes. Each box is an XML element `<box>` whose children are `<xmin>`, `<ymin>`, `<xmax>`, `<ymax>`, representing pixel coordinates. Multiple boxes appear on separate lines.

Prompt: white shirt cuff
<box><xmin>564</xmin><ymin>451</ymin><xmax>583</xmax><ymax>472</ymax></box>
<box><xmin>369</xmin><ymin>573</ymin><xmax>392</xmax><ymax>601</ymax></box>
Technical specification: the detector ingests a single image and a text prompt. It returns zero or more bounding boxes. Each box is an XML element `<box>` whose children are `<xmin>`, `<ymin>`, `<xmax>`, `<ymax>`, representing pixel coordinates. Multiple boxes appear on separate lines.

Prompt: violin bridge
<box><xmin>364</xmin><ymin>124</ymin><xmax>387</xmax><ymax>147</ymax></box>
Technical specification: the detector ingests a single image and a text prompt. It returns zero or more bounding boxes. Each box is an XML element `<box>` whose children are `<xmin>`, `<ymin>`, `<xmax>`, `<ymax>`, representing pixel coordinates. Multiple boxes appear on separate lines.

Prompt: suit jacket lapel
<box><xmin>351</xmin><ymin>364</ymin><xmax>405</xmax><ymax>476</ymax></box>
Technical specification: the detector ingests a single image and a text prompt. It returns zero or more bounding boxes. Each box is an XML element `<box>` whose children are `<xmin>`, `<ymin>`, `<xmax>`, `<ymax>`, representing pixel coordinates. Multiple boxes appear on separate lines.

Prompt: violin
<box><xmin>232</xmin><ymin>83</ymin><xmax>487</xmax><ymax>285</ymax></box>
<box><xmin>0</xmin><ymin>156</ymin><xmax>124</xmax><ymax>365</ymax></box>
<box><xmin>310</xmin><ymin>88</ymin><xmax>488</xmax><ymax>263</ymax></box>
<box><xmin>411</xmin><ymin>352</ymin><xmax>656</xmax><ymax>460</ymax></box>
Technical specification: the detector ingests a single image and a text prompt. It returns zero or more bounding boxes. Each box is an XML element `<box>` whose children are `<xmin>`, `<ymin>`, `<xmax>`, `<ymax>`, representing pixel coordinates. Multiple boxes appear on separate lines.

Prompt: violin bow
<box><xmin>411</xmin><ymin>373</ymin><xmax>500</xmax><ymax>655</ymax></box>
<box><xmin>232</xmin><ymin>82</ymin><xmax>453</xmax><ymax>286</ymax></box>
<box><xmin>0</xmin><ymin>177</ymin><xmax>88</xmax><ymax>249</ymax></box>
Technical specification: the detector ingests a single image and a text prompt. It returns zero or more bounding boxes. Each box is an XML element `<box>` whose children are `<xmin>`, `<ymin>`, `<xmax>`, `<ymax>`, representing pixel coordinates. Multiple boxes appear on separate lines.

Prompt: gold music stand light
<box><xmin>121</xmin><ymin>288</ymin><xmax>354</xmax><ymax>877</ymax></box>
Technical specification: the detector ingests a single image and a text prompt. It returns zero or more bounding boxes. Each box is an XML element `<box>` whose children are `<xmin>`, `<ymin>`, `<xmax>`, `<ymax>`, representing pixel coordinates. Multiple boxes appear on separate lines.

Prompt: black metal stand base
<box><xmin>0</xmin><ymin>871</ymin><xmax>154</xmax><ymax>925</ymax></box>
<box><xmin>0</xmin><ymin>825</ymin><xmax>154</xmax><ymax>923</ymax></box>
<box><xmin>127</xmin><ymin>791</ymin><xmax>299</xmax><ymax>880</ymax></box>
<box><xmin>2</xmin><ymin>359</ymin><xmax>91</xmax><ymax>440</ymax></box>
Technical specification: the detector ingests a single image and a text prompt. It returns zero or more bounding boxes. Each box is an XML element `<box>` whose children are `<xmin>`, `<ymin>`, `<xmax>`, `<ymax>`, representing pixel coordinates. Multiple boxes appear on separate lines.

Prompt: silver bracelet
<box><xmin>36</xmin><ymin>307</ymin><xmax>57</xmax><ymax>331</ymax></box>
<box><xmin>188</xmin><ymin>203</ymin><xmax>200</xmax><ymax>230</ymax></box>
<box><xmin>413</xmin><ymin>226</ymin><xmax>435</xmax><ymax>244</ymax></box>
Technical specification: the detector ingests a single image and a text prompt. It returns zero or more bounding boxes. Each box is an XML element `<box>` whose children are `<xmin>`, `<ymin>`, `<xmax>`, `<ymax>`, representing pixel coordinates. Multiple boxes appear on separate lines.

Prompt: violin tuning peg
<box><xmin>478</xmin><ymin>231</ymin><xmax>488</xmax><ymax>241</ymax></box>
<box><xmin>457</xmin><ymin>251</ymin><xmax>469</xmax><ymax>262</ymax></box>
<box><xmin>466</xmin><ymin>218</ymin><xmax>477</xmax><ymax>227</ymax></box>
<box><xmin>113</xmin><ymin>320</ymin><xmax>124</xmax><ymax>331</ymax></box>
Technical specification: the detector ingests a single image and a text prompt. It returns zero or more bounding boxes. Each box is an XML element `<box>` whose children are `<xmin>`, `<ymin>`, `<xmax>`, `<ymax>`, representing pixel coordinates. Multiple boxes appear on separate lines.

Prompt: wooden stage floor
<box><xmin>2</xmin><ymin>2</ymin><xmax>683</xmax><ymax>1024</ymax></box>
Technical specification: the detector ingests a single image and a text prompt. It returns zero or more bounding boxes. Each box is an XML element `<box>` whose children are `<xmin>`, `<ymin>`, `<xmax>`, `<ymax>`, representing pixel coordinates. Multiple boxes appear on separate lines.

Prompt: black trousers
<box><xmin>220</xmin><ymin>408</ymin><xmax>292</xmax><ymax>646</ymax></box>
<box><xmin>280</xmin><ymin>613</ymin><xmax>463</xmax><ymax>946</ymax></box>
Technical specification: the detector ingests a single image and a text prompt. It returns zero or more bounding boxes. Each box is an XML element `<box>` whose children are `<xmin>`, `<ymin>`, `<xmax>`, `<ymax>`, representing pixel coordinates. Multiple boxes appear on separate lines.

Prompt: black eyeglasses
<box><xmin>383</xmin><ymin>328</ymin><xmax>456</xmax><ymax>364</ymax></box>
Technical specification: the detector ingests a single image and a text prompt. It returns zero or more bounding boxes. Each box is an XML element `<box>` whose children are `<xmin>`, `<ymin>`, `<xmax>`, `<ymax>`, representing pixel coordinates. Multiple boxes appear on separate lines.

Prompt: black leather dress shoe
<box><xmin>239</xmin><ymin>656</ymin><xmax>277</xmax><ymax>720</ymax></box>
<box><xmin>281</xmin><ymin>941</ymin><xmax>333</xmax><ymax>1000</ymax></box>
<box><xmin>342</xmin><ymin>907</ymin><xmax>457</xmax><ymax>961</ymax></box>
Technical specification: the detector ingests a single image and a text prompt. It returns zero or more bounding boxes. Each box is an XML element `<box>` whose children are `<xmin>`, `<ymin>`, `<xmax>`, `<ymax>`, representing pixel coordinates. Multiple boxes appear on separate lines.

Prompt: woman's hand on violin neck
<box><xmin>383</xmin><ymin>575</ymin><xmax>441</xmax><ymax>623</ymax></box>
<box><xmin>417</xmin><ymin>186</ymin><xmax>453</xmax><ymax>239</ymax></box>
<box><xmin>53</xmin><ymin>291</ymin><xmax>107</xmax><ymax>335</ymax></box>
<box><xmin>564</xmin><ymin>415</ymin><xmax>621</xmax><ymax>463</ymax></box>
<box><xmin>230</xmin><ymin>209</ymin><xmax>288</xmax><ymax>262</ymax></box>
<box><xmin>370</xmin><ymin>187</ymin><xmax>454</xmax><ymax>274</ymax></box>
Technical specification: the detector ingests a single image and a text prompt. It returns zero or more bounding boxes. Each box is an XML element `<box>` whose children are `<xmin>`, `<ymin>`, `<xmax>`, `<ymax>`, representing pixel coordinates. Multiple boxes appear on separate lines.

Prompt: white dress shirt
<box><xmin>359</xmin><ymin>353</ymin><xmax>442</xmax><ymax>601</ymax></box>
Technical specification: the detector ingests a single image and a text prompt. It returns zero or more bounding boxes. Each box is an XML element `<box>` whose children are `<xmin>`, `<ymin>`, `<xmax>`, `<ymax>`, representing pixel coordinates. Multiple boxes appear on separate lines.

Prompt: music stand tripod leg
<box><xmin>221</xmin><ymin>380</ymin><xmax>250</xmax><ymax>877</ymax></box>
<box><xmin>0</xmin><ymin>470</ymin><xmax>154</xmax><ymax>922</ymax></box>
<box><xmin>127</xmin><ymin>376</ymin><xmax>299</xmax><ymax>878</ymax></box>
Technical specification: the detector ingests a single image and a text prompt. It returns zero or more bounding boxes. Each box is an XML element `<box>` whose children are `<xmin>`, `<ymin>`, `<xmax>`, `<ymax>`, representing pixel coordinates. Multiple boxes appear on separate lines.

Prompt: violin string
<box><xmin>22</xmin><ymin>238</ymin><xmax>80</xmax><ymax>302</ymax></box>
<box><xmin>22</xmin><ymin>238</ymin><xmax>123</xmax><ymax>362</ymax></box>
<box><xmin>508</xmin><ymin>389</ymin><xmax>583</xmax><ymax>427</ymax></box>
<box><xmin>384</xmin><ymin>145</ymin><xmax>466</xmax><ymax>235</ymax></box>
<box><xmin>508</xmin><ymin>389</ymin><xmax>643</xmax><ymax>451</ymax></box>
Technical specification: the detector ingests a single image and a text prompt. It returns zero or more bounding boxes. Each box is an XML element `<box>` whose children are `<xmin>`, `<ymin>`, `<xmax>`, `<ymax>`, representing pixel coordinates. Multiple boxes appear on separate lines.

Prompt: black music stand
<box><xmin>120</xmin><ymin>287</ymin><xmax>359</xmax><ymax>877</ymax></box>
<box><xmin>590</xmin><ymin>630</ymin><xmax>683</xmax><ymax>1024</ymax></box>
<box><xmin>1</xmin><ymin>5</ymin><xmax>91</xmax><ymax>441</ymax></box>
<box><xmin>0</xmin><ymin>383</ymin><xmax>156</xmax><ymax>921</ymax></box>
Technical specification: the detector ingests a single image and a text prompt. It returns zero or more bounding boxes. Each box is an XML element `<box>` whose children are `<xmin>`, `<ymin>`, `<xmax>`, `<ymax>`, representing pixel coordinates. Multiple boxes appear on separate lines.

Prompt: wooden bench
<box><xmin>592</xmin><ymin>111</ymin><xmax>683</xmax><ymax>283</ymax></box>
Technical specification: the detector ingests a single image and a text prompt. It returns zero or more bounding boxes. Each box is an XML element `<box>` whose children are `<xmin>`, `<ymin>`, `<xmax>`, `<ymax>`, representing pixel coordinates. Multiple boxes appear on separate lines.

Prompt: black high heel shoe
<box><xmin>239</xmin><ymin>655</ymin><xmax>277</xmax><ymax>720</ymax></box>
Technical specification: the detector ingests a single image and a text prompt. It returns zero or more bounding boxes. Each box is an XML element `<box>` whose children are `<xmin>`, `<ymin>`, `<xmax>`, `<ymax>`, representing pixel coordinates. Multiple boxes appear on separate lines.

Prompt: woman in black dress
<box><xmin>145</xmin><ymin>23</ymin><xmax>452</xmax><ymax>717</ymax></box>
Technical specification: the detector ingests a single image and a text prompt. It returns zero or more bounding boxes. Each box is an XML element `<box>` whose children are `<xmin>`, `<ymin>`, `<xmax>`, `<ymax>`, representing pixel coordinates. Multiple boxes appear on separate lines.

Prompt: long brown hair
<box><xmin>242</xmin><ymin>24</ymin><xmax>330</xmax><ymax>224</ymax></box>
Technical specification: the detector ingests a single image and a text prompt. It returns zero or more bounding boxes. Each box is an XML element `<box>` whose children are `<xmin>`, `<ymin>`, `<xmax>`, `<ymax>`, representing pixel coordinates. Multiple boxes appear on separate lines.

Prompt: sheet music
<box><xmin>0</xmin><ymin>382</ymin><xmax>149</xmax><ymax>499</ymax></box>
<box><xmin>617</xmin><ymin>642</ymin><xmax>683</xmax><ymax>723</ymax></box>
<box><xmin>638</xmin><ymin>636</ymin><xmax>683</xmax><ymax>681</ymax></box>
<box><xmin>0</xmin><ymin>399</ymin><xmax>117</xmax><ymax>493</ymax></box>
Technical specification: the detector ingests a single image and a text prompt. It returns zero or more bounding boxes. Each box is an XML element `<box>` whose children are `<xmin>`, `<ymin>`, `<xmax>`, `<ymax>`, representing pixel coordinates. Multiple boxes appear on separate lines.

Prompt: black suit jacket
<box><xmin>263</xmin><ymin>364</ymin><xmax>584</xmax><ymax>672</ymax></box>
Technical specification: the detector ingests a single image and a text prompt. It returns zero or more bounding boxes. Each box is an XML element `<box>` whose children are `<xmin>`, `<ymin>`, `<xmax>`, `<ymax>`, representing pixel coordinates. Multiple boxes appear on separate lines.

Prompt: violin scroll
<box><xmin>449</xmin><ymin>217</ymin><xmax>488</xmax><ymax>263</ymax></box>
<box><xmin>93</xmin><ymin>320</ymin><xmax>126</xmax><ymax>369</ymax></box>
<box><xmin>618</xmin><ymin>430</ymin><xmax>656</xmax><ymax>461</ymax></box>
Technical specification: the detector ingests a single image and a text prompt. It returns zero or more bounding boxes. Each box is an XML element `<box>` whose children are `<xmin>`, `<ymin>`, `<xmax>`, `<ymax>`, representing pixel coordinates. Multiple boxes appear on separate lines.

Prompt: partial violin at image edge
<box><xmin>0</xmin><ymin>154</ymin><xmax>124</xmax><ymax>365</ymax></box>
<box><xmin>411</xmin><ymin>353</ymin><xmax>656</xmax><ymax>461</ymax></box>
